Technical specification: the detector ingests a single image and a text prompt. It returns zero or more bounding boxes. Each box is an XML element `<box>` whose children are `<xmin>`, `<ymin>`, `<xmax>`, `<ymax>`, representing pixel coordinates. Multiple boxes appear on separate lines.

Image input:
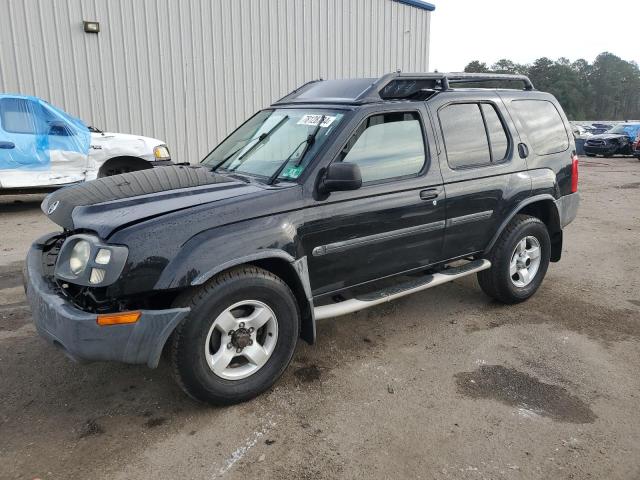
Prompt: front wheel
<box><xmin>478</xmin><ymin>214</ymin><xmax>551</xmax><ymax>304</ymax></box>
<box><xmin>169</xmin><ymin>266</ymin><xmax>299</xmax><ymax>405</ymax></box>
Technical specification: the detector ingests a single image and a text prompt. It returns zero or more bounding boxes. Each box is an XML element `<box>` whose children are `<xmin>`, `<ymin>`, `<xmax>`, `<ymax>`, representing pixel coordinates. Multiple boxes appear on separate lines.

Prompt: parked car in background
<box><xmin>633</xmin><ymin>133</ymin><xmax>640</xmax><ymax>160</ymax></box>
<box><xmin>25</xmin><ymin>73</ymin><xmax>580</xmax><ymax>404</ymax></box>
<box><xmin>590</xmin><ymin>123</ymin><xmax>614</xmax><ymax>135</ymax></box>
<box><xmin>583</xmin><ymin>122</ymin><xmax>640</xmax><ymax>157</ymax></box>
<box><xmin>0</xmin><ymin>94</ymin><xmax>172</xmax><ymax>192</ymax></box>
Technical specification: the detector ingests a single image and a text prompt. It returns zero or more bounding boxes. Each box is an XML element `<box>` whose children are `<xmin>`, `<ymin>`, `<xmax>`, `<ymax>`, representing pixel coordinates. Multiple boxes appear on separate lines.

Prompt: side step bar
<box><xmin>313</xmin><ymin>259</ymin><xmax>491</xmax><ymax>320</ymax></box>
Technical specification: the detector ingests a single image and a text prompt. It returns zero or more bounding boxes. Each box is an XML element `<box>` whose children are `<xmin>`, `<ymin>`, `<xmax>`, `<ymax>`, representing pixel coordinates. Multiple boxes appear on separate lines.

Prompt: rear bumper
<box><xmin>24</xmin><ymin>234</ymin><xmax>189</xmax><ymax>368</ymax></box>
<box><xmin>556</xmin><ymin>192</ymin><xmax>580</xmax><ymax>228</ymax></box>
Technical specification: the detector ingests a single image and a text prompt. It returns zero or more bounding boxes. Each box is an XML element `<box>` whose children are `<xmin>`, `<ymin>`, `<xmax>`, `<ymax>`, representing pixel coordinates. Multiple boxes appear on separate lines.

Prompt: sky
<box><xmin>429</xmin><ymin>0</ymin><xmax>640</xmax><ymax>72</ymax></box>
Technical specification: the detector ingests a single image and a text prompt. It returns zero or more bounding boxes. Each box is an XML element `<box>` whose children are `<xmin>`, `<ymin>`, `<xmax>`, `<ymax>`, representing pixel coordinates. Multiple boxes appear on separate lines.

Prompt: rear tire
<box><xmin>478</xmin><ymin>214</ymin><xmax>551</xmax><ymax>304</ymax></box>
<box><xmin>170</xmin><ymin>266</ymin><xmax>299</xmax><ymax>405</ymax></box>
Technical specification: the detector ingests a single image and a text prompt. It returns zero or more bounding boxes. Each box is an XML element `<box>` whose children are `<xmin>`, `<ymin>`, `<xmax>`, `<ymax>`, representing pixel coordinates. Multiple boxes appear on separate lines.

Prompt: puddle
<box><xmin>294</xmin><ymin>365</ymin><xmax>321</xmax><ymax>383</ymax></box>
<box><xmin>618</xmin><ymin>182</ymin><xmax>640</xmax><ymax>190</ymax></box>
<box><xmin>455</xmin><ymin>365</ymin><xmax>596</xmax><ymax>424</ymax></box>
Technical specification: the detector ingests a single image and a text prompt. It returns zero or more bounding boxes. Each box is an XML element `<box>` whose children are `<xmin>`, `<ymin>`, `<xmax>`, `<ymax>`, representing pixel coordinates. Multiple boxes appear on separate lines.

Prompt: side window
<box><xmin>339</xmin><ymin>112</ymin><xmax>426</xmax><ymax>183</ymax></box>
<box><xmin>0</xmin><ymin>98</ymin><xmax>42</xmax><ymax>135</ymax></box>
<box><xmin>481</xmin><ymin>104</ymin><xmax>509</xmax><ymax>161</ymax></box>
<box><xmin>439</xmin><ymin>103</ymin><xmax>490</xmax><ymax>168</ymax></box>
<box><xmin>512</xmin><ymin>99</ymin><xmax>569</xmax><ymax>155</ymax></box>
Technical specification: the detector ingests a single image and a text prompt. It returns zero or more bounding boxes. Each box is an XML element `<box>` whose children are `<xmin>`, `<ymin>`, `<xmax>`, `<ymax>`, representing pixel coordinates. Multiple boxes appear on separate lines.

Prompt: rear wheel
<box><xmin>170</xmin><ymin>266</ymin><xmax>299</xmax><ymax>405</ymax></box>
<box><xmin>478</xmin><ymin>214</ymin><xmax>551</xmax><ymax>304</ymax></box>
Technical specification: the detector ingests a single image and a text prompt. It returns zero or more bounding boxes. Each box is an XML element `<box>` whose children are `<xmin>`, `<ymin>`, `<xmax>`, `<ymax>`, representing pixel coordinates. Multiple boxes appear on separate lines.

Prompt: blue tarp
<box><xmin>0</xmin><ymin>94</ymin><xmax>90</xmax><ymax>171</ymax></box>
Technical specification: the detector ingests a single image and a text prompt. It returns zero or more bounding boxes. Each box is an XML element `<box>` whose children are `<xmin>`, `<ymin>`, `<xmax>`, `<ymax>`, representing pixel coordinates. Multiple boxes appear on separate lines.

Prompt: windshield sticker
<box><xmin>297</xmin><ymin>115</ymin><xmax>336</xmax><ymax>128</ymax></box>
<box><xmin>282</xmin><ymin>165</ymin><xmax>304</xmax><ymax>179</ymax></box>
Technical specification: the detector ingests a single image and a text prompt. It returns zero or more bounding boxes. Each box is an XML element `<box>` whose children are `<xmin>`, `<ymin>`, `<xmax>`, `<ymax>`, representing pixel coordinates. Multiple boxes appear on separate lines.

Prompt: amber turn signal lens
<box><xmin>97</xmin><ymin>311</ymin><xmax>141</xmax><ymax>326</ymax></box>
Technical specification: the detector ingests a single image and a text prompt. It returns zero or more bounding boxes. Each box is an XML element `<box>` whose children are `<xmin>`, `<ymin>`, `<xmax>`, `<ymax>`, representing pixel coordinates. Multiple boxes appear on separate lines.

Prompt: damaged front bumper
<box><xmin>24</xmin><ymin>234</ymin><xmax>189</xmax><ymax>368</ymax></box>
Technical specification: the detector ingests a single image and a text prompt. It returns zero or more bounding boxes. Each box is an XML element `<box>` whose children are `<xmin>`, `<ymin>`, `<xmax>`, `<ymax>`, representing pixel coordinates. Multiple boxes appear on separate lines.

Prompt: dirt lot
<box><xmin>1</xmin><ymin>157</ymin><xmax>639</xmax><ymax>480</ymax></box>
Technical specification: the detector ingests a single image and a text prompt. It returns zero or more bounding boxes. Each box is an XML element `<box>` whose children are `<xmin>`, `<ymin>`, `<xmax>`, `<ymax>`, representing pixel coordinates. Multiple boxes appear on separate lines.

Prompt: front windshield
<box><xmin>607</xmin><ymin>125</ymin><xmax>638</xmax><ymax>136</ymax></box>
<box><xmin>202</xmin><ymin>108</ymin><xmax>345</xmax><ymax>182</ymax></box>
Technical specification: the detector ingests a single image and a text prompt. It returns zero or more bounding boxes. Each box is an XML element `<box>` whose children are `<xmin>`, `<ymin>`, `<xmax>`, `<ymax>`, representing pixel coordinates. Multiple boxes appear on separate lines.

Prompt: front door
<box><xmin>301</xmin><ymin>107</ymin><xmax>446</xmax><ymax>297</ymax></box>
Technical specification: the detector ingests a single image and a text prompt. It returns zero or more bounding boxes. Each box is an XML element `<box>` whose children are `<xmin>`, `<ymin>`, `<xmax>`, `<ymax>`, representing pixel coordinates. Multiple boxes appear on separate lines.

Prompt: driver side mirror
<box><xmin>318</xmin><ymin>162</ymin><xmax>362</xmax><ymax>195</ymax></box>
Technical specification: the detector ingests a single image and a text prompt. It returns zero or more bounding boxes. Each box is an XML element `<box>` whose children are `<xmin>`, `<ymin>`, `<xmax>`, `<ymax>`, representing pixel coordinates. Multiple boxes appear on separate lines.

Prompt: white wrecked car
<box><xmin>0</xmin><ymin>94</ymin><xmax>172</xmax><ymax>191</ymax></box>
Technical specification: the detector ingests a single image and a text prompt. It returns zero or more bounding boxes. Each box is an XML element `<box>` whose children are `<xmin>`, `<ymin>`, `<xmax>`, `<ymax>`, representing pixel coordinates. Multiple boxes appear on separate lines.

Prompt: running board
<box><xmin>313</xmin><ymin>259</ymin><xmax>491</xmax><ymax>320</ymax></box>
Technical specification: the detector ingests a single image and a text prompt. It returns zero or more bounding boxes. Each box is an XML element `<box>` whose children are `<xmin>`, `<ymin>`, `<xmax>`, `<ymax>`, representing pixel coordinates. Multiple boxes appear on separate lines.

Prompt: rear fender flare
<box><xmin>484</xmin><ymin>194</ymin><xmax>561</xmax><ymax>255</ymax></box>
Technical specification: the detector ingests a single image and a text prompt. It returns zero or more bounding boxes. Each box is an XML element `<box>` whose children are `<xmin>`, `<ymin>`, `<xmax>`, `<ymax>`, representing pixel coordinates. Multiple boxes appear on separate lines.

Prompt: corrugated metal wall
<box><xmin>0</xmin><ymin>0</ymin><xmax>431</xmax><ymax>163</ymax></box>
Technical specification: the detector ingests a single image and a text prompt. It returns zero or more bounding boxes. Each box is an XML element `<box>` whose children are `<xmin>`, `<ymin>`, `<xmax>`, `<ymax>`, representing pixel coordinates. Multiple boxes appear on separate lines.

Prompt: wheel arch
<box><xmin>97</xmin><ymin>156</ymin><xmax>153</xmax><ymax>177</ymax></box>
<box><xmin>486</xmin><ymin>195</ymin><xmax>563</xmax><ymax>262</ymax></box>
<box><xmin>190</xmin><ymin>251</ymin><xmax>316</xmax><ymax>345</ymax></box>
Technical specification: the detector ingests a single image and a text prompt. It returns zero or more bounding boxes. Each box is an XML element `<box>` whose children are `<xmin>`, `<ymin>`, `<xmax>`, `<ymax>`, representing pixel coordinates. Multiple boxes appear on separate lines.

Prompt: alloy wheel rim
<box><xmin>204</xmin><ymin>300</ymin><xmax>278</xmax><ymax>380</ymax></box>
<box><xmin>509</xmin><ymin>235</ymin><xmax>541</xmax><ymax>288</ymax></box>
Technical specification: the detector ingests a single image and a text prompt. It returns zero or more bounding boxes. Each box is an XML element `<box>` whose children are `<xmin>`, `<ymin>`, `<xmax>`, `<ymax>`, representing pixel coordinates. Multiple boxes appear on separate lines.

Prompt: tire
<box><xmin>478</xmin><ymin>214</ymin><xmax>551</xmax><ymax>304</ymax></box>
<box><xmin>585</xmin><ymin>153</ymin><xmax>596</xmax><ymax>157</ymax></box>
<box><xmin>169</xmin><ymin>266</ymin><xmax>299</xmax><ymax>405</ymax></box>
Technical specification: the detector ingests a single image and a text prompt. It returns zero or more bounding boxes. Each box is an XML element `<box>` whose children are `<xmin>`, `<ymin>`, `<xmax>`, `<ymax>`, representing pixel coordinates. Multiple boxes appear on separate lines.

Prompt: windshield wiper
<box><xmin>267</xmin><ymin>115</ymin><xmax>326</xmax><ymax>185</ymax></box>
<box><xmin>209</xmin><ymin>115</ymin><xmax>289</xmax><ymax>172</ymax></box>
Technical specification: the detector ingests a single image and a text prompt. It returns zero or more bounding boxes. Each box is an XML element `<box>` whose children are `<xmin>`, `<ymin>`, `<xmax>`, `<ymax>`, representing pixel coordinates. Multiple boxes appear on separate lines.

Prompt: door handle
<box><xmin>0</xmin><ymin>141</ymin><xmax>15</xmax><ymax>149</ymax></box>
<box><xmin>419</xmin><ymin>188</ymin><xmax>440</xmax><ymax>200</ymax></box>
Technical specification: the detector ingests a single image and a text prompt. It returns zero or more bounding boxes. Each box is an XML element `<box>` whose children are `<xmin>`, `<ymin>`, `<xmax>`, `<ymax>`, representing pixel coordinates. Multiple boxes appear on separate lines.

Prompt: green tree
<box><xmin>462</xmin><ymin>53</ymin><xmax>640</xmax><ymax>120</ymax></box>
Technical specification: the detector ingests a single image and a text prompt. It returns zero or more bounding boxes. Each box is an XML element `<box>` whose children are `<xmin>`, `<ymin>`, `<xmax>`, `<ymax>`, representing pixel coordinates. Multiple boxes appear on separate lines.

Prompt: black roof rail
<box><xmin>355</xmin><ymin>72</ymin><xmax>535</xmax><ymax>102</ymax></box>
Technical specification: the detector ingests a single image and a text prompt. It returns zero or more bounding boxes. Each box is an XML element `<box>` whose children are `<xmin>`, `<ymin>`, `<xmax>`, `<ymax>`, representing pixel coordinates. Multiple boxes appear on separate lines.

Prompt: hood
<box><xmin>90</xmin><ymin>131</ymin><xmax>166</xmax><ymax>148</ymax></box>
<box><xmin>42</xmin><ymin>165</ymin><xmax>263</xmax><ymax>238</ymax></box>
<box><xmin>586</xmin><ymin>133</ymin><xmax>629</xmax><ymax>141</ymax></box>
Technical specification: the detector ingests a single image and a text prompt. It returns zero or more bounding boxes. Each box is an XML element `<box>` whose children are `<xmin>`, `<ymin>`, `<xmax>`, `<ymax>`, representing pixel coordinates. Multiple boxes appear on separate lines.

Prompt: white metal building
<box><xmin>0</xmin><ymin>0</ymin><xmax>435</xmax><ymax>163</ymax></box>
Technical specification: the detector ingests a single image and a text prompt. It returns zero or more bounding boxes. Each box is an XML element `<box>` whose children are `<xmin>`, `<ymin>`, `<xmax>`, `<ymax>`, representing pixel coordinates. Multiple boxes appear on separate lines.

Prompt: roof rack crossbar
<box><xmin>355</xmin><ymin>72</ymin><xmax>534</xmax><ymax>102</ymax></box>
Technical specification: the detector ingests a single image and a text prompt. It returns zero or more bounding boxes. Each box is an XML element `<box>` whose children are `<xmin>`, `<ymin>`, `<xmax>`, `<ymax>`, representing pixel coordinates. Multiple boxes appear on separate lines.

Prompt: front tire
<box><xmin>170</xmin><ymin>266</ymin><xmax>299</xmax><ymax>405</ymax></box>
<box><xmin>478</xmin><ymin>214</ymin><xmax>551</xmax><ymax>304</ymax></box>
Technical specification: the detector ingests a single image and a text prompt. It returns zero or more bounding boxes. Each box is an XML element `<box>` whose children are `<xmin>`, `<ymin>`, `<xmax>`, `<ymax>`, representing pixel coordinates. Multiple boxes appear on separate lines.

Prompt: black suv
<box><xmin>24</xmin><ymin>73</ymin><xmax>580</xmax><ymax>404</ymax></box>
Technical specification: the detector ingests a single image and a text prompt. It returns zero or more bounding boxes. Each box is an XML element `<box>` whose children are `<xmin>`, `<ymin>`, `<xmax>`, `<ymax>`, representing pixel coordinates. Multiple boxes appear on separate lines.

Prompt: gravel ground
<box><xmin>1</xmin><ymin>156</ymin><xmax>639</xmax><ymax>480</ymax></box>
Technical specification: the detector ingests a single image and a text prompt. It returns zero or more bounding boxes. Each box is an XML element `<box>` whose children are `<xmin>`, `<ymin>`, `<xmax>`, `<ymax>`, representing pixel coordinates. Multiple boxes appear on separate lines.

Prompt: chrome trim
<box><xmin>446</xmin><ymin>210</ymin><xmax>493</xmax><ymax>227</ymax></box>
<box><xmin>314</xmin><ymin>259</ymin><xmax>492</xmax><ymax>320</ymax></box>
<box><xmin>312</xmin><ymin>220</ymin><xmax>445</xmax><ymax>257</ymax></box>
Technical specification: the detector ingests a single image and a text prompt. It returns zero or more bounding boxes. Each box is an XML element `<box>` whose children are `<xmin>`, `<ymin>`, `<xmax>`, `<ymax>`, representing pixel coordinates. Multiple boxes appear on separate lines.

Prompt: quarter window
<box><xmin>512</xmin><ymin>99</ymin><xmax>569</xmax><ymax>155</ymax></box>
<box><xmin>339</xmin><ymin>112</ymin><xmax>425</xmax><ymax>183</ymax></box>
<box><xmin>439</xmin><ymin>103</ymin><xmax>511</xmax><ymax>168</ymax></box>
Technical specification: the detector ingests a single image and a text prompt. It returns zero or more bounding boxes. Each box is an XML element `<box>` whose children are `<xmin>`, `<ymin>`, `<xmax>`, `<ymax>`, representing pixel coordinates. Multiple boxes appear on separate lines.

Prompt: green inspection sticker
<box><xmin>282</xmin><ymin>166</ymin><xmax>303</xmax><ymax>179</ymax></box>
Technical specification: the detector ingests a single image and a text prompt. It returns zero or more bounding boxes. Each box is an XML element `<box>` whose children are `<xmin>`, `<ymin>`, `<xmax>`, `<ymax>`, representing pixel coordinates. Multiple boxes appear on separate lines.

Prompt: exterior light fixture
<box><xmin>83</xmin><ymin>21</ymin><xmax>100</xmax><ymax>33</ymax></box>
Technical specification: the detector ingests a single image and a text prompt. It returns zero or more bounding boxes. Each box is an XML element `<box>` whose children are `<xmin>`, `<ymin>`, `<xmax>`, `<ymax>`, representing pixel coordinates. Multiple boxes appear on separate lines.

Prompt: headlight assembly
<box><xmin>153</xmin><ymin>144</ymin><xmax>171</xmax><ymax>160</ymax></box>
<box><xmin>69</xmin><ymin>239</ymin><xmax>91</xmax><ymax>275</ymax></box>
<box><xmin>54</xmin><ymin>234</ymin><xmax>128</xmax><ymax>287</ymax></box>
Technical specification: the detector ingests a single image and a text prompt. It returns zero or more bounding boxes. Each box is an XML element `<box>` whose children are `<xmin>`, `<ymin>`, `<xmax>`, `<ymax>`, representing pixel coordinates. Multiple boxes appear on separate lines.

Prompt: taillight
<box><xmin>571</xmin><ymin>154</ymin><xmax>579</xmax><ymax>193</ymax></box>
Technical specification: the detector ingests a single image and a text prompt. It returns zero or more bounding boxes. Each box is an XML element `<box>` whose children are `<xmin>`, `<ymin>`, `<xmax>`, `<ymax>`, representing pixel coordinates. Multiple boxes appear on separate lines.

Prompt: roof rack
<box><xmin>355</xmin><ymin>72</ymin><xmax>535</xmax><ymax>102</ymax></box>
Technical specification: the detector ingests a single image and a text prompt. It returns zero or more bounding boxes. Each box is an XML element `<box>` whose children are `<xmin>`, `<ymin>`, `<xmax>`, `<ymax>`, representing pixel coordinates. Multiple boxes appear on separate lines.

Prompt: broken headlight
<box><xmin>55</xmin><ymin>234</ymin><xmax>128</xmax><ymax>287</ymax></box>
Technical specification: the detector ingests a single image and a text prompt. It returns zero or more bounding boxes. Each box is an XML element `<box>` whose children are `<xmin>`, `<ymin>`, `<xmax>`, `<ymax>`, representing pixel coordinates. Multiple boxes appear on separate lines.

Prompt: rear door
<box><xmin>427</xmin><ymin>92</ymin><xmax>530</xmax><ymax>259</ymax></box>
<box><xmin>301</xmin><ymin>105</ymin><xmax>446</xmax><ymax>297</ymax></box>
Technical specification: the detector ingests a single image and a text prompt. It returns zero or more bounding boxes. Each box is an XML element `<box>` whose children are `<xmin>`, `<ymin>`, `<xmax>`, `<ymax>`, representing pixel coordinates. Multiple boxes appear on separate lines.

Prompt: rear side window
<box><xmin>340</xmin><ymin>112</ymin><xmax>425</xmax><ymax>183</ymax></box>
<box><xmin>438</xmin><ymin>102</ymin><xmax>510</xmax><ymax>168</ymax></box>
<box><xmin>512</xmin><ymin>99</ymin><xmax>569</xmax><ymax>155</ymax></box>
<box><xmin>0</xmin><ymin>98</ymin><xmax>41</xmax><ymax>134</ymax></box>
